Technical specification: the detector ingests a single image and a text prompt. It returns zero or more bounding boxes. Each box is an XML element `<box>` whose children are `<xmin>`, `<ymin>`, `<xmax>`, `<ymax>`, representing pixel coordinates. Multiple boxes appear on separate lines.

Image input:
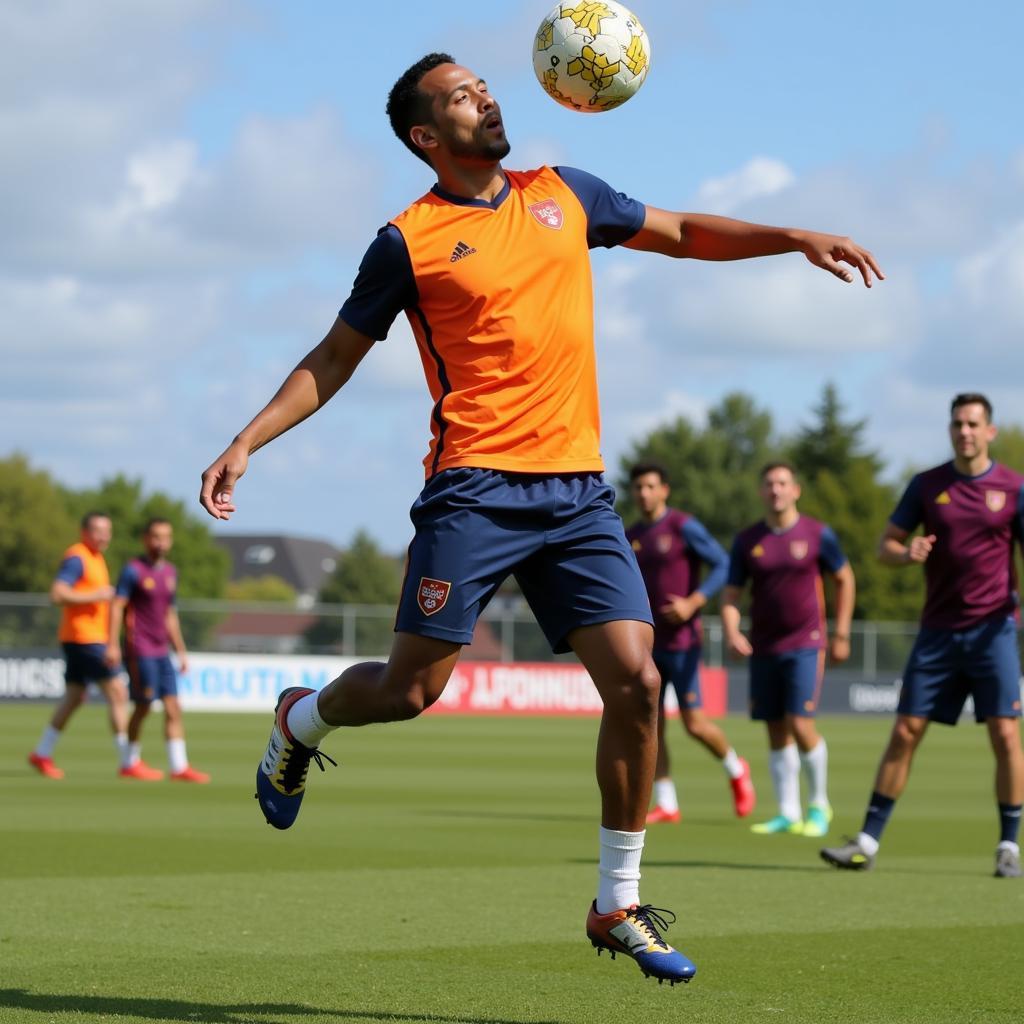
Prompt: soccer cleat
<box><xmin>119</xmin><ymin>760</ymin><xmax>165</xmax><ymax>781</ymax></box>
<box><xmin>586</xmin><ymin>902</ymin><xmax>696</xmax><ymax>985</ymax></box>
<box><xmin>255</xmin><ymin>686</ymin><xmax>336</xmax><ymax>830</ymax></box>
<box><xmin>820</xmin><ymin>836</ymin><xmax>876</xmax><ymax>871</ymax></box>
<box><xmin>170</xmin><ymin>765</ymin><xmax>211</xmax><ymax>784</ymax></box>
<box><xmin>28</xmin><ymin>753</ymin><xmax>64</xmax><ymax>779</ymax></box>
<box><xmin>801</xmin><ymin>802</ymin><xmax>833</xmax><ymax>838</ymax></box>
<box><xmin>729</xmin><ymin>759</ymin><xmax>756</xmax><ymax>817</ymax></box>
<box><xmin>994</xmin><ymin>845</ymin><xmax>1021</xmax><ymax>879</ymax></box>
<box><xmin>646</xmin><ymin>805</ymin><xmax>682</xmax><ymax>824</ymax></box>
<box><xmin>750</xmin><ymin>814</ymin><xmax>803</xmax><ymax>835</ymax></box>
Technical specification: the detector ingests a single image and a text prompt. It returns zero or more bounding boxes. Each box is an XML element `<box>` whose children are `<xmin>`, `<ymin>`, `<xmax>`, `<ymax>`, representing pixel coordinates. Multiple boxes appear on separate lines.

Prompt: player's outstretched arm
<box><xmin>199</xmin><ymin>317</ymin><xmax>374</xmax><ymax>520</ymax></box>
<box><xmin>624</xmin><ymin>207</ymin><xmax>883</xmax><ymax>287</ymax></box>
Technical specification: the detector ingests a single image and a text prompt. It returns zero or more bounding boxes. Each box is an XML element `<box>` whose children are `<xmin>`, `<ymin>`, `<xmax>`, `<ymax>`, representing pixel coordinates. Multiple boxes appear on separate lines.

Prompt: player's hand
<box><xmin>829</xmin><ymin>635</ymin><xmax>851</xmax><ymax>664</ymax></box>
<box><xmin>103</xmin><ymin>643</ymin><xmax>122</xmax><ymax>669</ymax></box>
<box><xmin>94</xmin><ymin>585</ymin><xmax>115</xmax><ymax>602</ymax></box>
<box><xmin>660</xmin><ymin>594</ymin><xmax>700</xmax><ymax>625</ymax></box>
<box><xmin>200</xmin><ymin>440</ymin><xmax>249</xmax><ymax>520</ymax></box>
<box><xmin>906</xmin><ymin>534</ymin><xmax>936</xmax><ymax>564</ymax></box>
<box><xmin>793</xmin><ymin>230</ymin><xmax>884</xmax><ymax>287</ymax></box>
<box><xmin>727</xmin><ymin>632</ymin><xmax>753</xmax><ymax>658</ymax></box>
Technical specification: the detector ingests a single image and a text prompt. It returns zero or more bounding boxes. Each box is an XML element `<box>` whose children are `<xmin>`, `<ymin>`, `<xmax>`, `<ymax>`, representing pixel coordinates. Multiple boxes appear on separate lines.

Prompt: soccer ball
<box><xmin>533</xmin><ymin>1</ymin><xmax>651</xmax><ymax>113</ymax></box>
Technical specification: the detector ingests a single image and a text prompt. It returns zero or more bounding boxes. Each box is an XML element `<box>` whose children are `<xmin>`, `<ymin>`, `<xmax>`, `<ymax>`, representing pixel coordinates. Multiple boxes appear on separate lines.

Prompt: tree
<box><xmin>226</xmin><ymin>576</ymin><xmax>298</xmax><ymax>602</ymax></box>
<box><xmin>992</xmin><ymin>424</ymin><xmax>1024</xmax><ymax>474</ymax></box>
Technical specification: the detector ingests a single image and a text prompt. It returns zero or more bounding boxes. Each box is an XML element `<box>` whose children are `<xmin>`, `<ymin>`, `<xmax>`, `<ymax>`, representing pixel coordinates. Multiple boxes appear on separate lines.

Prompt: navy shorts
<box><xmin>654</xmin><ymin>647</ymin><xmax>703</xmax><ymax>712</ymax></box>
<box><xmin>395</xmin><ymin>469</ymin><xmax>653</xmax><ymax>653</ymax></box>
<box><xmin>127</xmin><ymin>654</ymin><xmax>178</xmax><ymax>703</ymax></box>
<box><xmin>62</xmin><ymin>643</ymin><xmax>116</xmax><ymax>686</ymax></box>
<box><xmin>898</xmin><ymin>616</ymin><xmax>1023</xmax><ymax>724</ymax></box>
<box><xmin>748</xmin><ymin>647</ymin><xmax>824</xmax><ymax>721</ymax></box>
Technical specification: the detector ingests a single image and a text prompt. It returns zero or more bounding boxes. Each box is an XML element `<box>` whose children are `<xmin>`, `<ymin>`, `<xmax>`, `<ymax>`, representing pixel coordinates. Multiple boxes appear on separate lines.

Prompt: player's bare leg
<box><xmin>28</xmin><ymin>684</ymin><xmax>87</xmax><ymax>778</ymax></box>
<box><xmin>647</xmin><ymin>704</ymin><xmax>681</xmax><ymax>823</ymax></box>
<box><xmin>680</xmin><ymin>708</ymin><xmax>756</xmax><ymax>817</ymax></box>
<box><xmin>987</xmin><ymin>716</ymin><xmax>1023</xmax><ymax>877</ymax></box>
<box><xmin>162</xmin><ymin>695</ymin><xmax>209</xmax><ymax>783</ymax></box>
<box><xmin>121</xmin><ymin>698</ymin><xmax>164</xmax><ymax>780</ymax></box>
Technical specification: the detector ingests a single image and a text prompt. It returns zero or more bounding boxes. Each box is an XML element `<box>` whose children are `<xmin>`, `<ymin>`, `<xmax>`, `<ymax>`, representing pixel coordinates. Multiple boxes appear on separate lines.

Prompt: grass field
<box><xmin>2</xmin><ymin>704</ymin><xmax>1022</xmax><ymax>1024</ymax></box>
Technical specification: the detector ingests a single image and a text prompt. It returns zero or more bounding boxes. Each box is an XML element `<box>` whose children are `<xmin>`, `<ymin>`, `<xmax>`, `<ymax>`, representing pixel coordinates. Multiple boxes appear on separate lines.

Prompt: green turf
<box><xmin>1</xmin><ymin>705</ymin><xmax>1022</xmax><ymax>1024</ymax></box>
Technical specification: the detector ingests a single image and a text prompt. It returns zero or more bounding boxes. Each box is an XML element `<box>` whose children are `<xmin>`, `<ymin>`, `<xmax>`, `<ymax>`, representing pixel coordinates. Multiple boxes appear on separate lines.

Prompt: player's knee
<box><xmin>891</xmin><ymin>718</ymin><xmax>925</xmax><ymax>752</ymax></box>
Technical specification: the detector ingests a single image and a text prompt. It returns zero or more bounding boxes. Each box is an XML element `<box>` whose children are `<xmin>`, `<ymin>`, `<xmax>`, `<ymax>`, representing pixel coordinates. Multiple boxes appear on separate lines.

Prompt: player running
<box><xmin>28</xmin><ymin>512</ymin><xmax>131</xmax><ymax>779</ymax></box>
<box><xmin>199</xmin><ymin>54</ymin><xmax>882</xmax><ymax>985</ymax></box>
<box><xmin>822</xmin><ymin>394</ymin><xmax>1024</xmax><ymax>878</ymax></box>
<box><xmin>721</xmin><ymin>462</ymin><xmax>855</xmax><ymax>838</ymax></box>
<box><xmin>625</xmin><ymin>462</ymin><xmax>755</xmax><ymax>823</ymax></box>
<box><xmin>106</xmin><ymin>518</ymin><xmax>210</xmax><ymax>784</ymax></box>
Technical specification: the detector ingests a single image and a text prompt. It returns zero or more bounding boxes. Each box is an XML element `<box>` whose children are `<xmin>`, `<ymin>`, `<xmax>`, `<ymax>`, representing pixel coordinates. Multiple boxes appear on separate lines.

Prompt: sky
<box><xmin>4</xmin><ymin>0</ymin><xmax>1024</xmax><ymax>552</ymax></box>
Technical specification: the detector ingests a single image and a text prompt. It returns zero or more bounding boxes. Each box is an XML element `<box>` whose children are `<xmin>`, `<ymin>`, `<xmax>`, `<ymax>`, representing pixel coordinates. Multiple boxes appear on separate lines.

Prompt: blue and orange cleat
<box><xmin>586</xmin><ymin>902</ymin><xmax>696</xmax><ymax>985</ymax></box>
<box><xmin>255</xmin><ymin>687</ymin><xmax>336</xmax><ymax>830</ymax></box>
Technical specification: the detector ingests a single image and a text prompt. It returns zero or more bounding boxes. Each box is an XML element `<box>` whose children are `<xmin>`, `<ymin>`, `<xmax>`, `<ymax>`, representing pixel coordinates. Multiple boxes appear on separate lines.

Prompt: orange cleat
<box><xmin>119</xmin><ymin>760</ymin><xmax>165</xmax><ymax>781</ymax></box>
<box><xmin>645</xmin><ymin>805</ymin><xmax>681</xmax><ymax>825</ymax></box>
<box><xmin>170</xmin><ymin>765</ymin><xmax>211</xmax><ymax>784</ymax></box>
<box><xmin>28</xmin><ymin>753</ymin><xmax>64</xmax><ymax>779</ymax></box>
<box><xmin>730</xmin><ymin>759</ymin><xmax>756</xmax><ymax>818</ymax></box>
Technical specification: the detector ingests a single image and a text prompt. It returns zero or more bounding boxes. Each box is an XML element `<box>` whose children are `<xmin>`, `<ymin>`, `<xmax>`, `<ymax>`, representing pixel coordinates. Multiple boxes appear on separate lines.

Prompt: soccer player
<box><xmin>721</xmin><ymin>463</ymin><xmax>855</xmax><ymax>838</ymax></box>
<box><xmin>106</xmin><ymin>518</ymin><xmax>210</xmax><ymax>784</ymax></box>
<box><xmin>625</xmin><ymin>462</ymin><xmax>756</xmax><ymax>823</ymax></box>
<box><xmin>198</xmin><ymin>54</ymin><xmax>881</xmax><ymax>984</ymax></box>
<box><xmin>822</xmin><ymin>394</ymin><xmax>1024</xmax><ymax>878</ymax></box>
<box><xmin>28</xmin><ymin>512</ymin><xmax>131</xmax><ymax>779</ymax></box>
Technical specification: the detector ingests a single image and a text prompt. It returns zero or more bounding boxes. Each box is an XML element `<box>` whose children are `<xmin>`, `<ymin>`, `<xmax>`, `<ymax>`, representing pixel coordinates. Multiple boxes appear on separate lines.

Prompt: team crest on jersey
<box><xmin>417</xmin><ymin>577</ymin><xmax>451</xmax><ymax>616</ymax></box>
<box><xmin>529</xmin><ymin>198</ymin><xmax>563</xmax><ymax>229</ymax></box>
<box><xmin>143</xmin><ymin>577</ymin><xmax>156</xmax><ymax>590</ymax></box>
<box><xmin>790</xmin><ymin>540</ymin><xmax>809</xmax><ymax>560</ymax></box>
<box><xmin>657</xmin><ymin>534</ymin><xmax>673</xmax><ymax>553</ymax></box>
<box><xmin>751</xmin><ymin>544</ymin><xmax>764</xmax><ymax>558</ymax></box>
<box><xmin>934</xmin><ymin>491</ymin><xmax>951</xmax><ymax>505</ymax></box>
<box><xmin>986</xmin><ymin>490</ymin><xmax>1007</xmax><ymax>512</ymax></box>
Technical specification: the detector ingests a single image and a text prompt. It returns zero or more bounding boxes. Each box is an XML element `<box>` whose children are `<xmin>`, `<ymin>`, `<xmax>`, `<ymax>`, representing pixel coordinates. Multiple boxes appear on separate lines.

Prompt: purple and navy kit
<box><xmin>115</xmin><ymin>557</ymin><xmax>177</xmax><ymax>657</ymax></box>
<box><xmin>728</xmin><ymin>516</ymin><xmax>847</xmax><ymax>655</ymax></box>
<box><xmin>626</xmin><ymin>510</ymin><xmax>728</xmax><ymax>652</ymax></box>
<box><xmin>890</xmin><ymin>460</ymin><xmax>1024</xmax><ymax>630</ymax></box>
<box><xmin>339</xmin><ymin>166</ymin><xmax>644</xmax><ymax>340</ymax></box>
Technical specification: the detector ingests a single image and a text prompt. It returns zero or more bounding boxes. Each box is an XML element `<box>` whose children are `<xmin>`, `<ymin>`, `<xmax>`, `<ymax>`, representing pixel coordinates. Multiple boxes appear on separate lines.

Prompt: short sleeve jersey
<box><xmin>339</xmin><ymin>166</ymin><xmax>645</xmax><ymax>478</ymax></box>
<box><xmin>55</xmin><ymin>542</ymin><xmax>110</xmax><ymax>644</ymax></box>
<box><xmin>890</xmin><ymin>460</ymin><xmax>1024</xmax><ymax>629</ymax></box>
<box><xmin>626</xmin><ymin>510</ymin><xmax>728</xmax><ymax>651</ymax></box>
<box><xmin>728</xmin><ymin>516</ymin><xmax>847</xmax><ymax>654</ymax></box>
<box><xmin>116</xmin><ymin>557</ymin><xmax>177</xmax><ymax>657</ymax></box>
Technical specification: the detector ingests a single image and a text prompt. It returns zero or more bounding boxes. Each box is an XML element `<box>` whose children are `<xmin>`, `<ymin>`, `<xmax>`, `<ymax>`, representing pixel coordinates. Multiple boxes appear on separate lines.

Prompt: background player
<box><xmin>721</xmin><ymin>462</ymin><xmax>855</xmax><ymax>837</ymax></box>
<box><xmin>106</xmin><ymin>518</ymin><xmax>210</xmax><ymax>784</ymax></box>
<box><xmin>28</xmin><ymin>512</ymin><xmax>131</xmax><ymax>779</ymax></box>
<box><xmin>198</xmin><ymin>53</ymin><xmax>881</xmax><ymax>985</ymax></box>
<box><xmin>625</xmin><ymin>462</ymin><xmax>755</xmax><ymax>823</ymax></box>
<box><xmin>822</xmin><ymin>394</ymin><xmax>1024</xmax><ymax>877</ymax></box>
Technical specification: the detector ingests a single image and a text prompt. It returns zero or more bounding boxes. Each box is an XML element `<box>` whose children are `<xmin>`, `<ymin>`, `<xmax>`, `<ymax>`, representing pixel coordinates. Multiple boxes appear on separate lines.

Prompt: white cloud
<box><xmin>695</xmin><ymin>157</ymin><xmax>796</xmax><ymax>214</ymax></box>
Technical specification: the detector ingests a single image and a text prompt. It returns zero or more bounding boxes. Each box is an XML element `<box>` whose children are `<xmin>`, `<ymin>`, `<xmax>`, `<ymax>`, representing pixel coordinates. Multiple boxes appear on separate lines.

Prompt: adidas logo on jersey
<box><xmin>450</xmin><ymin>240</ymin><xmax>477</xmax><ymax>263</ymax></box>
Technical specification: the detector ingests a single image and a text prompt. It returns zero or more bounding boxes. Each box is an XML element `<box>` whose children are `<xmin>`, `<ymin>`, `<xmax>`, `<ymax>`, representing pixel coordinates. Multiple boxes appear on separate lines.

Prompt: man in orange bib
<box><xmin>29</xmin><ymin>512</ymin><xmax>131</xmax><ymax>779</ymax></box>
<box><xmin>199</xmin><ymin>54</ymin><xmax>883</xmax><ymax>985</ymax></box>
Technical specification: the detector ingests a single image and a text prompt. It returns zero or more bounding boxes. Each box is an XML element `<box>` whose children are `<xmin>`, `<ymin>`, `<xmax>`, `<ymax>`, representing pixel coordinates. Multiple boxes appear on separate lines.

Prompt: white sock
<box><xmin>115</xmin><ymin>733</ymin><xmax>132</xmax><ymax>769</ymax></box>
<box><xmin>769</xmin><ymin>744</ymin><xmax>802</xmax><ymax>822</ymax></box>
<box><xmin>654</xmin><ymin>777</ymin><xmax>678</xmax><ymax>813</ymax></box>
<box><xmin>800</xmin><ymin>739</ymin><xmax>829</xmax><ymax>807</ymax></box>
<box><xmin>857</xmin><ymin>831</ymin><xmax>880</xmax><ymax>856</ymax></box>
<box><xmin>596</xmin><ymin>827</ymin><xmax>644</xmax><ymax>914</ymax></box>
<box><xmin>721</xmin><ymin>747</ymin><xmax>744</xmax><ymax>780</ymax></box>
<box><xmin>286</xmin><ymin>692</ymin><xmax>333</xmax><ymax>747</ymax></box>
<box><xmin>129</xmin><ymin>742</ymin><xmax>142</xmax><ymax>765</ymax></box>
<box><xmin>36</xmin><ymin>725</ymin><xmax>61</xmax><ymax>759</ymax></box>
<box><xmin>167</xmin><ymin>738</ymin><xmax>188</xmax><ymax>774</ymax></box>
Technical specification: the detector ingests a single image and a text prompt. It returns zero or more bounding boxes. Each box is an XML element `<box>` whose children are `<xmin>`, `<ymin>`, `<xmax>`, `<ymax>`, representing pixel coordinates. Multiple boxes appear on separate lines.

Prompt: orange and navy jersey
<box><xmin>55</xmin><ymin>542</ymin><xmax>111</xmax><ymax>644</ymax></box>
<box><xmin>339</xmin><ymin>166</ymin><xmax>645</xmax><ymax>478</ymax></box>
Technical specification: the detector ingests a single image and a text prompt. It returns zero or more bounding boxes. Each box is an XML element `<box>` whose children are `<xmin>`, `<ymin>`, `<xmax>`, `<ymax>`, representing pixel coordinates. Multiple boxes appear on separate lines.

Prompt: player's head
<box><xmin>142</xmin><ymin>517</ymin><xmax>174</xmax><ymax>560</ymax></box>
<box><xmin>758</xmin><ymin>461</ymin><xmax>801</xmax><ymax>515</ymax></box>
<box><xmin>79</xmin><ymin>511</ymin><xmax>112</xmax><ymax>552</ymax></box>
<box><xmin>629</xmin><ymin>461</ymin><xmax>671</xmax><ymax>518</ymax></box>
<box><xmin>387</xmin><ymin>54</ymin><xmax>509</xmax><ymax>169</ymax></box>
<box><xmin>949</xmin><ymin>392</ymin><xmax>997</xmax><ymax>462</ymax></box>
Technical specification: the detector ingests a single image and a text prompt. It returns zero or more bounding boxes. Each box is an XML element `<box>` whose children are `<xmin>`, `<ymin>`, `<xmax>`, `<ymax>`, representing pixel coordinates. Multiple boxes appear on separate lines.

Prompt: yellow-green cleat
<box><xmin>820</xmin><ymin>837</ymin><xmax>875</xmax><ymax>871</ymax></box>
<box><xmin>801</xmin><ymin>802</ymin><xmax>833</xmax><ymax>838</ymax></box>
<box><xmin>750</xmin><ymin>814</ymin><xmax>803</xmax><ymax>835</ymax></box>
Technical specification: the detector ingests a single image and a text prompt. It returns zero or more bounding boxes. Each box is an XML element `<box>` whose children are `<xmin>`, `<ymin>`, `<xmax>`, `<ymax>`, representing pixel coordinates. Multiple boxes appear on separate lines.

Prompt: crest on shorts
<box><xmin>657</xmin><ymin>534</ymin><xmax>673</xmax><ymax>554</ymax></box>
<box><xmin>417</xmin><ymin>577</ymin><xmax>451</xmax><ymax>616</ymax></box>
<box><xmin>790</xmin><ymin>540</ymin><xmax>809</xmax><ymax>560</ymax></box>
<box><xmin>529</xmin><ymin>198</ymin><xmax>563</xmax><ymax>229</ymax></box>
<box><xmin>986</xmin><ymin>490</ymin><xmax>1007</xmax><ymax>512</ymax></box>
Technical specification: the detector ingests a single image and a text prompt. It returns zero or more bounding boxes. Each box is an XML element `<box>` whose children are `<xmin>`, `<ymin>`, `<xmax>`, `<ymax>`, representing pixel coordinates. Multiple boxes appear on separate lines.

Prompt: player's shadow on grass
<box><xmin>0</xmin><ymin>989</ymin><xmax>560</xmax><ymax>1024</ymax></box>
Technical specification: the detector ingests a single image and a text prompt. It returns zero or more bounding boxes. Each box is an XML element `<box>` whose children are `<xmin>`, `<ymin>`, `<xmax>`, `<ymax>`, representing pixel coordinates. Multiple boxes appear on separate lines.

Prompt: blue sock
<box><xmin>998</xmin><ymin>803</ymin><xmax>1022</xmax><ymax>845</ymax></box>
<box><xmin>861</xmin><ymin>791</ymin><xmax>896</xmax><ymax>842</ymax></box>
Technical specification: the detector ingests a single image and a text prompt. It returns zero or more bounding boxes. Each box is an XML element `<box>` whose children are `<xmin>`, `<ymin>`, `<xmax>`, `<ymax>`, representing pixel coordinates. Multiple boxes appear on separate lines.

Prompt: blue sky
<box><xmin>4</xmin><ymin>1</ymin><xmax>1024</xmax><ymax>551</ymax></box>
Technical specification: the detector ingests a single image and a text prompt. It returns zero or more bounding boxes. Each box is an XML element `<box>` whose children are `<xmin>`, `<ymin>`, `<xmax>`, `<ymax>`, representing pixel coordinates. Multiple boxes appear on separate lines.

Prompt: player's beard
<box><xmin>447</xmin><ymin>120</ymin><xmax>511</xmax><ymax>163</ymax></box>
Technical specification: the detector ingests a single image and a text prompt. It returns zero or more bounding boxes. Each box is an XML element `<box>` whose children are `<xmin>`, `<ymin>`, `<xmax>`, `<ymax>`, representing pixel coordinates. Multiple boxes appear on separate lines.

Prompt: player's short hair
<box><xmin>80</xmin><ymin>510</ymin><xmax>110</xmax><ymax>530</ymax></box>
<box><xmin>760</xmin><ymin>460</ymin><xmax>798</xmax><ymax>482</ymax></box>
<box><xmin>142</xmin><ymin>517</ymin><xmax>172</xmax><ymax>534</ymax></box>
<box><xmin>629</xmin><ymin>461</ymin><xmax>670</xmax><ymax>484</ymax></box>
<box><xmin>951</xmin><ymin>392</ymin><xmax>993</xmax><ymax>422</ymax></box>
<box><xmin>387</xmin><ymin>52</ymin><xmax>456</xmax><ymax>165</ymax></box>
